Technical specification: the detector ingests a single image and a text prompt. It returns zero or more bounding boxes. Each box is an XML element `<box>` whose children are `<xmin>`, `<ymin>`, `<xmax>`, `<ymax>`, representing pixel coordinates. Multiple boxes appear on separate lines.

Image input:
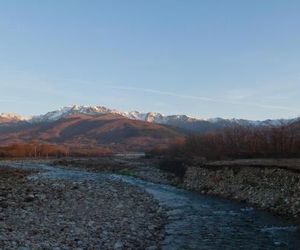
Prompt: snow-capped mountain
<box><xmin>0</xmin><ymin>105</ymin><xmax>298</xmax><ymax>132</ymax></box>
<box><xmin>28</xmin><ymin>105</ymin><xmax>171</xmax><ymax>124</ymax></box>
<box><xmin>126</xmin><ymin>111</ymin><xmax>166</xmax><ymax>123</ymax></box>
<box><xmin>0</xmin><ymin>105</ymin><xmax>298</xmax><ymax>152</ymax></box>
<box><xmin>23</xmin><ymin>105</ymin><xmax>194</xmax><ymax>125</ymax></box>
<box><xmin>0</xmin><ymin>113</ymin><xmax>27</xmax><ymax>122</ymax></box>
<box><xmin>125</xmin><ymin>111</ymin><xmax>296</xmax><ymax>129</ymax></box>
<box><xmin>30</xmin><ymin>105</ymin><xmax>117</xmax><ymax>123</ymax></box>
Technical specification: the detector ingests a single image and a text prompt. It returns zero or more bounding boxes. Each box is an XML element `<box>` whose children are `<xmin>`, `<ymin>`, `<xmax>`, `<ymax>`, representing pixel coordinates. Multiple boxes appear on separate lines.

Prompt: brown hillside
<box><xmin>0</xmin><ymin>113</ymin><xmax>184</xmax><ymax>151</ymax></box>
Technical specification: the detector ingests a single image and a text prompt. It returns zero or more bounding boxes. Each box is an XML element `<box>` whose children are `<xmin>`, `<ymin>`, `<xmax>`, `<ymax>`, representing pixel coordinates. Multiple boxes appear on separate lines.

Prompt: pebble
<box><xmin>0</xmin><ymin>167</ymin><xmax>166</xmax><ymax>249</ymax></box>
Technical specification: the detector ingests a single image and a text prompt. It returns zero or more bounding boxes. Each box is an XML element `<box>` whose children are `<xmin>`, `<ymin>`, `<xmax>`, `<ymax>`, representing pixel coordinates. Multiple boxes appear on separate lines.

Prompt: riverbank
<box><xmin>51</xmin><ymin>157</ymin><xmax>300</xmax><ymax>219</ymax></box>
<box><xmin>9</xmin><ymin>156</ymin><xmax>300</xmax><ymax>220</ymax></box>
<box><xmin>183</xmin><ymin>159</ymin><xmax>300</xmax><ymax>220</ymax></box>
<box><xmin>0</xmin><ymin>166</ymin><xmax>166</xmax><ymax>249</ymax></box>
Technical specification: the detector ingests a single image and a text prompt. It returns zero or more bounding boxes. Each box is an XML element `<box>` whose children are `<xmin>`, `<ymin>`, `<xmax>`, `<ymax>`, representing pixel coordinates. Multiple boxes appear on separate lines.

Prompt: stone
<box><xmin>0</xmin><ymin>162</ymin><xmax>166</xmax><ymax>249</ymax></box>
<box><xmin>24</xmin><ymin>194</ymin><xmax>35</xmax><ymax>202</ymax></box>
<box><xmin>113</xmin><ymin>240</ymin><xmax>124</xmax><ymax>249</ymax></box>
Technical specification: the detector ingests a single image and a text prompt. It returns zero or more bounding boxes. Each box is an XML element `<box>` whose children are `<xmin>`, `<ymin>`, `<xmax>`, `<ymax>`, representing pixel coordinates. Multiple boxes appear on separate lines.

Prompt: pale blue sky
<box><xmin>0</xmin><ymin>0</ymin><xmax>299</xmax><ymax>120</ymax></box>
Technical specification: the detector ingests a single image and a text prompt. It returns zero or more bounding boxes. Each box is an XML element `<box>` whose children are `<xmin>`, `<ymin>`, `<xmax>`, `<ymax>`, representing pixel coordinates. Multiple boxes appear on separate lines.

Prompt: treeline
<box><xmin>0</xmin><ymin>143</ymin><xmax>112</xmax><ymax>158</ymax></box>
<box><xmin>150</xmin><ymin>123</ymin><xmax>300</xmax><ymax>160</ymax></box>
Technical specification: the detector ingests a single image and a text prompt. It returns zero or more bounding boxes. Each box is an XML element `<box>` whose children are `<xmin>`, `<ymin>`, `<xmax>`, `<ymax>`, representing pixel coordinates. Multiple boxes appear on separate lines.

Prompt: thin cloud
<box><xmin>110</xmin><ymin>86</ymin><xmax>298</xmax><ymax>112</ymax></box>
<box><xmin>7</xmin><ymin>74</ymin><xmax>296</xmax><ymax>114</ymax></box>
<box><xmin>110</xmin><ymin>86</ymin><xmax>216</xmax><ymax>102</ymax></box>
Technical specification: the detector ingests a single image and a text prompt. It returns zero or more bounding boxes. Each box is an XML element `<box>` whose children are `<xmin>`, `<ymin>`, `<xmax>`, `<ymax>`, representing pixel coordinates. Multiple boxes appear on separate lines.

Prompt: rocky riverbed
<box><xmin>2</xmin><ymin>159</ymin><xmax>300</xmax><ymax>249</ymax></box>
<box><xmin>184</xmin><ymin>163</ymin><xmax>300</xmax><ymax>220</ymax></box>
<box><xmin>0</xmin><ymin>167</ymin><xmax>166</xmax><ymax>249</ymax></box>
<box><xmin>52</xmin><ymin>157</ymin><xmax>300</xmax><ymax>220</ymax></box>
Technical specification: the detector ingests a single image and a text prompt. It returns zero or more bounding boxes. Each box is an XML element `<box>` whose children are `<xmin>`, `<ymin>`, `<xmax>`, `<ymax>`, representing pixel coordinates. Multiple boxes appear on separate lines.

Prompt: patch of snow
<box><xmin>0</xmin><ymin>113</ymin><xmax>29</xmax><ymax>121</ymax></box>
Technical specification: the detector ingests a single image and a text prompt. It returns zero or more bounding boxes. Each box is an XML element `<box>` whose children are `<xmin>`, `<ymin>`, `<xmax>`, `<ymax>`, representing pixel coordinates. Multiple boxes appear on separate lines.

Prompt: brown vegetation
<box><xmin>150</xmin><ymin>123</ymin><xmax>300</xmax><ymax>160</ymax></box>
<box><xmin>0</xmin><ymin>142</ymin><xmax>112</xmax><ymax>158</ymax></box>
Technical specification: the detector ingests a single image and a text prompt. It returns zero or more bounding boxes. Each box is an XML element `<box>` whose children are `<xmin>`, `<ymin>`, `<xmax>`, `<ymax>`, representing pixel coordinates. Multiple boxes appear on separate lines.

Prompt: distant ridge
<box><xmin>1</xmin><ymin>104</ymin><xmax>297</xmax><ymax>128</ymax></box>
<box><xmin>0</xmin><ymin>105</ymin><xmax>298</xmax><ymax>151</ymax></box>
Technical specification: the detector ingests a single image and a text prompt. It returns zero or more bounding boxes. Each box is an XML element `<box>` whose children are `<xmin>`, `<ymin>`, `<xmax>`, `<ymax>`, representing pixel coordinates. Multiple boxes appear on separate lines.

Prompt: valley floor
<box><xmin>1</xmin><ymin>157</ymin><xmax>300</xmax><ymax>249</ymax></box>
<box><xmin>51</xmin><ymin>156</ymin><xmax>300</xmax><ymax>220</ymax></box>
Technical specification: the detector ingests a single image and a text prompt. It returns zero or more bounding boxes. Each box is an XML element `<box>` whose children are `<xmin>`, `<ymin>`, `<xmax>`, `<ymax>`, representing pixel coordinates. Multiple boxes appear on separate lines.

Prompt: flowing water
<box><xmin>3</xmin><ymin>162</ymin><xmax>300</xmax><ymax>250</ymax></box>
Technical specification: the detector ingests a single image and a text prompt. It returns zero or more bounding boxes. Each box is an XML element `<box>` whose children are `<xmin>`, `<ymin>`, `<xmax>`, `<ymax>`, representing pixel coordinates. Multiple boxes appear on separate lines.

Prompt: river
<box><xmin>3</xmin><ymin>161</ymin><xmax>300</xmax><ymax>250</ymax></box>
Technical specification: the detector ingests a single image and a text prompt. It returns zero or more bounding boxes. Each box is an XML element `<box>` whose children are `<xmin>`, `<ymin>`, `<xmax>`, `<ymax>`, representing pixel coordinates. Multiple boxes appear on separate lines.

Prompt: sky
<box><xmin>0</xmin><ymin>0</ymin><xmax>299</xmax><ymax>120</ymax></box>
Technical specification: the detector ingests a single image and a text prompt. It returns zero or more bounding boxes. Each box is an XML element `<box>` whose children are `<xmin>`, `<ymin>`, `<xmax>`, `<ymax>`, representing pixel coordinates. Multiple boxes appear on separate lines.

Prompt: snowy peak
<box><xmin>125</xmin><ymin>111</ymin><xmax>196</xmax><ymax>124</ymax></box>
<box><xmin>30</xmin><ymin>105</ymin><xmax>123</xmax><ymax>123</ymax></box>
<box><xmin>125</xmin><ymin>111</ymin><xmax>166</xmax><ymax>123</ymax></box>
<box><xmin>0</xmin><ymin>113</ymin><xmax>27</xmax><ymax>122</ymax></box>
<box><xmin>0</xmin><ymin>113</ymin><xmax>22</xmax><ymax>119</ymax></box>
<box><xmin>27</xmin><ymin>106</ymin><xmax>203</xmax><ymax>126</ymax></box>
<box><xmin>144</xmin><ymin>112</ymin><xmax>164</xmax><ymax>123</ymax></box>
<box><xmin>0</xmin><ymin>105</ymin><xmax>298</xmax><ymax>132</ymax></box>
<box><xmin>125</xmin><ymin>111</ymin><xmax>148</xmax><ymax>121</ymax></box>
<box><xmin>27</xmin><ymin>105</ymin><xmax>299</xmax><ymax>128</ymax></box>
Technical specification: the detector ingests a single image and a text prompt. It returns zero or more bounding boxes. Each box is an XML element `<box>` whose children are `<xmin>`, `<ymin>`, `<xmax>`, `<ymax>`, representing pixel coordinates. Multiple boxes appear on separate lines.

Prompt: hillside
<box><xmin>0</xmin><ymin>113</ymin><xmax>183</xmax><ymax>151</ymax></box>
<box><xmin>0</xmin><ymin>105</ymin><xmax>298</xmax><ymax>152</ymax></box>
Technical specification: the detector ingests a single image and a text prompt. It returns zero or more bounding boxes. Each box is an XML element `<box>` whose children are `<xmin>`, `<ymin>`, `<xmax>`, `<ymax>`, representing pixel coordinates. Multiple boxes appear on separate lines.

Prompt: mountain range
<box><xmin>0</xmin><ymin>105</ymin><xmax>298</xmax><ymax>151</ymax></box>
<box><xmin>1</xmin><ymin>104</ymin><xmax>297</xmax><ymax>127</ymax></box>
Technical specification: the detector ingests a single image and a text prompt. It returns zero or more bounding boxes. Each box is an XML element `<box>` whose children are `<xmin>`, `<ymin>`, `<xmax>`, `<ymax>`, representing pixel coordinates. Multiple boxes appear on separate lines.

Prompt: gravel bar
<box><xmin>0</xmin><ymin>168</ymin><xmax>166</xmax><ymax>249</ymax></box>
